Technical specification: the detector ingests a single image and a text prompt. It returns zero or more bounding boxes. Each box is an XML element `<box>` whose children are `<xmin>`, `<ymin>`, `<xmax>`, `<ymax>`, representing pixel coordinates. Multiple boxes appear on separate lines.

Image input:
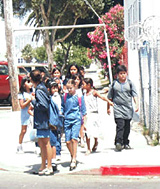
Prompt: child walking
<box><xmin>107</xmin><ymin>65</ymin><xmax>139</xmax><ymax>151</ymax></box>
<box><xmin>82</xmin><ymin>78</ymin><xmax>113</xmax><ymax>155</ymax></box>
<box><xmin>49</xmin><ymin>81</ymin><xmax>62</xmax><ymax>170</ymax></box>
<box><xmin>61</xmin><ymin>79</ymin><xmax>86</xmax><ymax>171</ymax></box>
<box><xmin>71</xmin><ymin>73</ymin><xmax>85</xmax><ymax>147</ymax></box>
<box><xmin>17</xmin><ymin>76</ymin><xmax>33</xmax><ymax>153</ymax></box>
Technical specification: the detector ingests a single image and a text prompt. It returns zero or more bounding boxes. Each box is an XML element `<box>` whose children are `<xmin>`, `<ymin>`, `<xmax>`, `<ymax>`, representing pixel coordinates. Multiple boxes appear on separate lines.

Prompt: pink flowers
<box><xmin>87</xmin><ymin>4</ymin><xmax>124</xmax><ymax>75</ymax></box>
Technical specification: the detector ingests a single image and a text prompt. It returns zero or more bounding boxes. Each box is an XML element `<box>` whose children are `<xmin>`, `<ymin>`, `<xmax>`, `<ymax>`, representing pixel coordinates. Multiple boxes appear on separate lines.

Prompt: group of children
<box><xmin>17</xmin><ymin>63</ymin><xmax>138</xmax><ymax>176</ymax></box>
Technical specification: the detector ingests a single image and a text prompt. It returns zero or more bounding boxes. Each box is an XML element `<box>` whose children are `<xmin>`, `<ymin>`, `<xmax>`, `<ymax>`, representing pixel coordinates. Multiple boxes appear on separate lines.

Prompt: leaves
<box><xmin>87</xmin><ymin>4</ymin><xmax>124</xmax><ymax>75</ymax></box>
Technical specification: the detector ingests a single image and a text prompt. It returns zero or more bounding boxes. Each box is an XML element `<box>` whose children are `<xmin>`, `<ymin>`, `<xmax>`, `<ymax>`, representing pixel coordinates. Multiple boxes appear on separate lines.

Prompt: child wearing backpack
<box><xmin>82</xmin><ymin>78</ymin><xmax>113</xmax><ymax>155</ymax></box>
<box><xmin>49</xmin><ymin>81</ymin><xmax>62</xmax><ymax>170</ymax></box>
<box><xmin>71</xmin><ymin>73</ymin><xmax>85</xmax><ymax>148</ymax></box>
<box><xmin>107</xmin><ymin>65</ymin><xmax>139</xmax><ymax>151</ymax></box>
<box><xmin>61</xmin><ymin>79</ymin><xmax>86</xmax><ymax>171</ymax></box>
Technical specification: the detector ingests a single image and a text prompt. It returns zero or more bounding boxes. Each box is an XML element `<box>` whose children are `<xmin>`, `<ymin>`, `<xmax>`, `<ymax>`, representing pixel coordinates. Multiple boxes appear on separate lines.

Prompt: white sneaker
<box><xmin>17</xmin><ymin>145</ymin><xmax>24</xmax><ymax>154</ymax></box>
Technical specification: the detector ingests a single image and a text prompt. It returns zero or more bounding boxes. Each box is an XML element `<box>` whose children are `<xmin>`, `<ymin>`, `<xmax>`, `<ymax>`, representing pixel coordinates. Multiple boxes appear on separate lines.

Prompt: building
<box><xmin>0</xmin><ymin>14</ymin><xmax>43</xmax><ymax>63</ymax></box>
<box><xmin>124</xmin><ymin>0</ymin><xmax>160</xmax><ymax>138</ymax></box>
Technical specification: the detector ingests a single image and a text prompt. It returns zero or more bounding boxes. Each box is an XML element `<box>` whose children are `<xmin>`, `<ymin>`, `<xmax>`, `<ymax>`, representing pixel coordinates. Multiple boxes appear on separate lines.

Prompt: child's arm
<box><xmin>19</xmin><ymin>98</ymin><xmax>32</xmax><ymax>109</ymax></box>
<box><xmin>107</xmin><ymin>100</ymin><xmax>112</xmax><ymax>115</ymax></box>
<box><xmin>133</xmin><ymin>96</ymin><xmax>139</xmax><ymax>112</ymax></box>
<box><xmin>93</xmin><ymin>90</ymin><xmax>113</xmax><ymax>106</ymax></box>
<box><xmin>28</xmin><ymin>104</ymin><xmax>34</xmax><ymax>116</ymax></box>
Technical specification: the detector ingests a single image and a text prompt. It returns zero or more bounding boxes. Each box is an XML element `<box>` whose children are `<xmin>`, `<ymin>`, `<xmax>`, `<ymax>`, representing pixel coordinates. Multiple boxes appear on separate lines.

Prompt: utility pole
<box><xmin>3</xmin><ymin>0</ymin><xmax>20</xmax><ymax>111</ymax></box>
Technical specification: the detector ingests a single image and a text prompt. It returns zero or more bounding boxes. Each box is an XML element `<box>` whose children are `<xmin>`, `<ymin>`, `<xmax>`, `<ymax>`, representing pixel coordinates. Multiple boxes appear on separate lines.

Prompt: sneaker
<box><xmin>124</xmin><ymin>144</ymin><xmax>131</xmax><ymax>149</ymax></box>
<box><xmin>52</xmin><ymin>163</ymin><xmax>57</xmax><ymax>172</ymax></box>
<box><xmin>115</xmin><ymin>143</ymin><xmax>122</xmax><ymax>151</ymax></box>
<box><xmin>45</xmin><ymin>168</ymin><xmax>54</xmax><ymax>176</ymax></box>
<box><xmin>39</xmin><ymin>168</ymin><xmax>54</xmax><ymax>176</ymax></box>
<box><xmin>17</xmin><ymin>145</ymin><xmax>24</xmax><ymax>154</ymax></box>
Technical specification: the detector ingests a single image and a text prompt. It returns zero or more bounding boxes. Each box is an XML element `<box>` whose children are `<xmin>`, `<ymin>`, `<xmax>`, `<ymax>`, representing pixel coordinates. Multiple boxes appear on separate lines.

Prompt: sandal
<box><xmin>85</xmin><ymin>150</ymin><xmax>91</xmax><ymax>156</ymax></box>
<box><xmin>69</xmin><ymin>159</ymin><xmax>76</xmax><ymax>171</ymax></box>
<box><xmin>92</xmin><ymin>142</ymin><xmax>98</xmax><ymax>152</ymax></box>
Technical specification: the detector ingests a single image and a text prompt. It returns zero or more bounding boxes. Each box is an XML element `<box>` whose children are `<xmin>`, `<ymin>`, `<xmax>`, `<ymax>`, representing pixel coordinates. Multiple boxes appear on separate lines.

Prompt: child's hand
<box><xmin>109</xmin><ymin>100</ymin><xmax>114</xmax><ymax>106</ymax></box>
<box><xmin>135</xmin><ymin>105</ymin><xmax>139</xmax><ymax>112</ymax></box>
<box><xmin>107</xmin><ymin>109</ymin><xmax>111</xmax><ymax>115</ymax></box>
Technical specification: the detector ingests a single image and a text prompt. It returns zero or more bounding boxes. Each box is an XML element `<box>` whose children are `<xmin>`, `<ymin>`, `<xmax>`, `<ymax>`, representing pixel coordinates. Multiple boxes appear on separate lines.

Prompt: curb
<box><xmin>100</xmin><ymin>165</ymin><xmax>160</xmax><ymax>176</ymax></box>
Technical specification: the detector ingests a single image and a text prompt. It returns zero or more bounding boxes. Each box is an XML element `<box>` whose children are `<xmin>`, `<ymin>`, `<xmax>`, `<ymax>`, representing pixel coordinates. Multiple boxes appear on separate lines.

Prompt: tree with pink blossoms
<box><xmin>87</xmin><ymin>4</ymin><xmax>124</xmax><ymax>77</ymax></box>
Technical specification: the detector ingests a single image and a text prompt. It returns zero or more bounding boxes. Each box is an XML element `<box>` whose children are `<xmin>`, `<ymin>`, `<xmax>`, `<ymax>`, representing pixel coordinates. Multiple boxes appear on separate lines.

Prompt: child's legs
<box><xmin>115</xmin><ymin>118</ymin><xmax>125</xmax><ymax>145</ymax></box>
<box><xmin>85</xmin><ymin>135</ymin><xmax>91</xmax><ymax>151</ymax></box>
<box><xmin>70</xmin><ymin>120</ymin><xmax>81</xmax><ymax>160</ymax></box>
<box><xmin>51</xmin><ymin>146</ymin><xmax>56</xmax><ymax>159</ymax></box>
<box><xmin>38</xmin><ymin>138</ymin><xmax>52</xmax><ymax>169</ymax></box>
<box><xmin>56</xmin><ymin>130</ymin><xmax>61</xmax><ymax>156</ymax></box>
<box><xmin>71</xmin><ymin>139</ymin><xmax>78</xmax><ymax>160</ymax></box>
<box><xmin>19</xmin><ymin>125</ymin><xmax>27</xmax><ymax>144</ymax></box>
<box><xmin>80</xmin><ymin>124</ymin><xmax>85</xmax><ymax>140</ymax></box>
<box><xmin>38</xmin><ymin>138</ymin><xmax>47</xmax><ymax>170</ymax></box>
<box><xmin>50</xmin><ymin>130</ymin><xmax>57</xmax><ymax>158</ymax></box>
<box><xmin>123</xmin><ymin>119</ymin><xmax>131</xmax><ymax>145</ymax></box>
<box><xmin>66</xmin><ymin>141</ymin><xmax>73</xmax><ymax>158</ymax></box>
<box><xmin>65</xmin><ymin>125</ymin><xmax>73</xmax><ymax>158</ymax></box>
<box><xmin>93</xmin><ymin>137</ymin><xmax>98</xmax><ymax>147</ymax></box>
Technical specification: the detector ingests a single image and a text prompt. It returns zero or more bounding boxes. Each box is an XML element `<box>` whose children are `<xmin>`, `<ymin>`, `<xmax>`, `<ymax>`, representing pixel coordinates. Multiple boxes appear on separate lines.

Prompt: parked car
<box><xmin>0</xmin><ymin>61</ymin><xmax>28</xmax><ymax>104</ymax></box>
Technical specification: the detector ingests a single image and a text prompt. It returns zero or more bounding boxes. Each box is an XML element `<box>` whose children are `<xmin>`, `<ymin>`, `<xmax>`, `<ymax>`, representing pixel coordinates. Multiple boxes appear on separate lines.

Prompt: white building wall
<box><xmin>141</xmin><ymin>0</ymin><xmax>160</xmax><ymax>20</ymax></box>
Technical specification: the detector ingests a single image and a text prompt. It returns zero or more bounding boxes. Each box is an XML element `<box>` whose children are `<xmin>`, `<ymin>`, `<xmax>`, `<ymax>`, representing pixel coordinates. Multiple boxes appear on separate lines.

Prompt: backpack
<box><xmin>64</xmin><ymin>93</ymin><xmax>83</xmax><ymax>124</ymax></box>
<box><xmin>111</xmin><ymin>79</ymin><xmax>132</xmax><ymax>97</ymax></box>
<box><xmin>49</xmin><ymin>98</ymin><xmax>64</xmax><ymax>129</ymax></box>
<box><xmin>64</xmin><ymin>93</ymin><xmax>81</xmax><ymax>110</ymax></box>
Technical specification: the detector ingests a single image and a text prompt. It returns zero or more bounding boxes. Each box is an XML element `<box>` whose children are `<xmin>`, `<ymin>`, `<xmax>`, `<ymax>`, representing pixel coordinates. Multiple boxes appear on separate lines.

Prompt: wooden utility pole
<box><xmin>3</xmin><ymin>0</ymin><xmax>20</xmax><ymax>111</ymax></box>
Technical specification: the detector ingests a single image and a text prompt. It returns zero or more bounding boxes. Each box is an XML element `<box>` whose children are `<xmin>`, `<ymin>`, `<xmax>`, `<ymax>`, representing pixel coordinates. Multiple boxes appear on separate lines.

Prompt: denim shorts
<box><xmin>64</xmin><ymin>119</ymin><xmax>81</xmax><ymax>142</ymax></box>
<box><xmin>37</xmin><ymin>129</ymin><xmax>50</xmax><ymax>138</ymax></box>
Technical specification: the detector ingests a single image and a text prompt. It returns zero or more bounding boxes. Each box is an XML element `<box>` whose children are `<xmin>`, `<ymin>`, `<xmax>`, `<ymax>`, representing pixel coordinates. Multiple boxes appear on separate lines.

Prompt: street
<box><xmin>0</xmin><ymin>171</ymin><xmax>160</xmax><ymax>189</ymax></box>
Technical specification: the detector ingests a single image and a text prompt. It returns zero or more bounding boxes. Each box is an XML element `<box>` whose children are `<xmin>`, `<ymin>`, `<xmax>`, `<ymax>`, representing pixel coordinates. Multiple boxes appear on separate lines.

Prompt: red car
<box><xmin>0</xmin><ymin>61</ymin><xmax>28</xmax><ymax>104</ymax></box>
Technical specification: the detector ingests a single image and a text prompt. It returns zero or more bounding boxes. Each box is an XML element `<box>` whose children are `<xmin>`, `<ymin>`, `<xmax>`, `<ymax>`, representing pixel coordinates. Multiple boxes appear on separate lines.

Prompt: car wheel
<box><xmin>8</xmin><ymin>95</ymin><xmax>12</xmax><ymax>105</ymax></box>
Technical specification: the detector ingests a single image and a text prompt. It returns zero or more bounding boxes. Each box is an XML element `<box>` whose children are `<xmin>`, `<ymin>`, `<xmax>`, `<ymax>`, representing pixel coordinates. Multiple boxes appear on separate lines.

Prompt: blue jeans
<box><xmin>50</xmin><ymin>129</ymin><xmax>61</xmax><ymax>155</ymax></box>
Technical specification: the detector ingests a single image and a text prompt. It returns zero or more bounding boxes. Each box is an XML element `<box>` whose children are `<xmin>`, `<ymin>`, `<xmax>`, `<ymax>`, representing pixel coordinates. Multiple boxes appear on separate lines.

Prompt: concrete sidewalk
<box><xmin>0</xmin><ymin>103</ymin><xmax>160</xmax><ymax>176</ymax></box>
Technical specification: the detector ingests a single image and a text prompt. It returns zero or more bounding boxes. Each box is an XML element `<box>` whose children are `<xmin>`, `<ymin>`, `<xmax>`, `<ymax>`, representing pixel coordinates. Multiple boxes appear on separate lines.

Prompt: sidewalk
<box><xmin>0</xmin><ymin>101</ymin><xmax>160</xmax><ymax>176</ymax></box>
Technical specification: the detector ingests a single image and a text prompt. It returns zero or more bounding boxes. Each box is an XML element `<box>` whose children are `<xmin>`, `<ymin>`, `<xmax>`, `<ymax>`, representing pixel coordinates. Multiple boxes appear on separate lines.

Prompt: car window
<box><xmin>24</xmin><ymin>67</ymin><xmax>32</xmax><ymax>72</ymax></box>
<box><xmin>0</xmin><ymin>65</ymin><xmax>8</xmax><ymax>75</ymax></box>
<box><xmin>18</xmin><ymin>67</ymin><xmax>28</xmax><ymax>74</ymax></box>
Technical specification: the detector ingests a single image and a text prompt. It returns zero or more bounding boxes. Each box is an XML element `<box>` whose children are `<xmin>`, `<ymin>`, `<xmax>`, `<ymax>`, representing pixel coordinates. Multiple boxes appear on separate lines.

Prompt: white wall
<box><xmin>127</xmin><ymin>46</ymin><xmax>140</xmax><ymax>96</ymax></box>
<box><xmin>141</xmin><ymin>0</ymin><xmax>160</xmax><ymax>21</ymax></box>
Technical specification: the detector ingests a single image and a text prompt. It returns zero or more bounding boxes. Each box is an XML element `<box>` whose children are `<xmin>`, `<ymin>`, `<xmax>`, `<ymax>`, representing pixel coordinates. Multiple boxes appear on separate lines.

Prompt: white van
<box><xmin>17</xmin><ymin>63</ymin><xmax>48</xmax><ymax>73</ymax></box>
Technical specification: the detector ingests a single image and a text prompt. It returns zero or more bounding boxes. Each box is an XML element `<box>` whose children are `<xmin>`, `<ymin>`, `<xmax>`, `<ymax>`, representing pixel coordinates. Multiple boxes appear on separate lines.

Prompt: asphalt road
<box><xmin>0</xmin><ymin>171</ymin><xmax>160</xmax><ymax>189</ymax></box>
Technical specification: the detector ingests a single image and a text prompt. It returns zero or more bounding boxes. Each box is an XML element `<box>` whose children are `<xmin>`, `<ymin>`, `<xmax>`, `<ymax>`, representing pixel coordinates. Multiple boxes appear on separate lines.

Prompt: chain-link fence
<box><xmin>125</xmin><ymin>16</ymin><xmax>160</xmax><ymax>139</ymax></box>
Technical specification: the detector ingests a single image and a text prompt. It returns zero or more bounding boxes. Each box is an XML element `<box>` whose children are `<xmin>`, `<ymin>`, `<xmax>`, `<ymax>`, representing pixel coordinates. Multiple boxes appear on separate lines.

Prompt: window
<box><xmin>0</xmin><ymin>65</ymin><xmax>8</xmax><ymax>75</ymax></box>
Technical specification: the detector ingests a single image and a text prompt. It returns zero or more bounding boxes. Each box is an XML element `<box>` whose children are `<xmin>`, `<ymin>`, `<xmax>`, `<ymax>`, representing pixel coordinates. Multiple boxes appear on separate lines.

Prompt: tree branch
<box><xmin>54</xmin><ymin>16</ymin><xmax>79</xmax><ymax>44</ymax></box>
<box><xmin>52</xmin><ymin>2</ymin><xmax>69</xmax><ymax>43</ymax></box>
<box><xmin>47</xmin><ymin>0</ymin><xmax>52</xmax><ymax>18</ymax></box>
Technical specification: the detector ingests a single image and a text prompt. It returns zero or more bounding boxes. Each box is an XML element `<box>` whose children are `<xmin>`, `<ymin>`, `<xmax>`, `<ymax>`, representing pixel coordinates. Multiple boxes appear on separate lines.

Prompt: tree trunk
<box><xmin>40</xmin><ymin>2</ymin><xmax>54</xmax><ymax>72</ymax></box>
<box><xmin>44</xmin><ymin>30</ymin><xmax>54</xmax><ymax>72</ymax></box>
<box><xmin>3</xmin><ymin>0</ymin><xmax>20</xmax><ymax>111</ymax></box>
